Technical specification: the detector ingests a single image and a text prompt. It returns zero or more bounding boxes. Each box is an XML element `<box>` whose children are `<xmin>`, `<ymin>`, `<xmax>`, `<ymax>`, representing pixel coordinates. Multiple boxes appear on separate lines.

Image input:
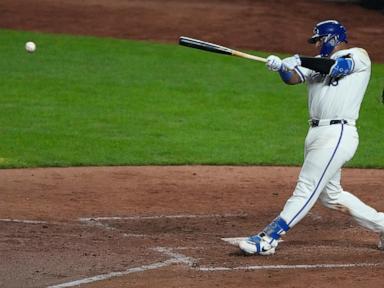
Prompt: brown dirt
<box><xmin>0</xmin><ymin>1</ymin><xmax>384</xmax><ymax>287</ymax></box>
<box><xmin>1</xmin><ymin>166</ymin><xmax>384</xmax><ymax>287</ymax></box>
<box><xmin>0</xmin><ymin>0</ymin><xmax>383</xmax><ymax>62</ymax></box>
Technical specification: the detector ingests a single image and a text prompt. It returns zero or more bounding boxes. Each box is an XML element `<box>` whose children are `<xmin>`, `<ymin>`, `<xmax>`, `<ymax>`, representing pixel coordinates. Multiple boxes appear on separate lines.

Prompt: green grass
<box><xmin>0</xmin><ymin>29</ymin><xmax>383</xmax><ymax>168</ymax></box>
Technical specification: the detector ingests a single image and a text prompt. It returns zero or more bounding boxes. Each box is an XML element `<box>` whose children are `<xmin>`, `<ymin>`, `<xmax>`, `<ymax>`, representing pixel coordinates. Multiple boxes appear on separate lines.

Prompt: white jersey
<box><xmin>296</xmin><ymin>48</ymin><xmax>371</xmax><ymax>121</ymax></box>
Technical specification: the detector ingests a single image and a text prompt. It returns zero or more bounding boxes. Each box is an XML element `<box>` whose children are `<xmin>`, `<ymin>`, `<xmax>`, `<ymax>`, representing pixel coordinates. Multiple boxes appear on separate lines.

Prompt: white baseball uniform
<box><xmin>279</xmin><ymin>48</ymin><xmax>384</xmax><ymax>233</ymax></box>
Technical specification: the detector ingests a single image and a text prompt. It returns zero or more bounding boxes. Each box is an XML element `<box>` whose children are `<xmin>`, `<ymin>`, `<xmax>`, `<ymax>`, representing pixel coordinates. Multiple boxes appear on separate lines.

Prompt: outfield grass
<box><xmin>0</xmin><ymin>29</ymin><xmax>383</xmax><ymax>168</ymax></box>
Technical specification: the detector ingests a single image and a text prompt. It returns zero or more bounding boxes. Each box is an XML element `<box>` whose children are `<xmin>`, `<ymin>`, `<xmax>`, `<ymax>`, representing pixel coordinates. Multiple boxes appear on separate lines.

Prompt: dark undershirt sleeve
<box><xmin>299</xmin><ymin>56</ymin><xmax>336</xmax><ymax>74</ymax></box>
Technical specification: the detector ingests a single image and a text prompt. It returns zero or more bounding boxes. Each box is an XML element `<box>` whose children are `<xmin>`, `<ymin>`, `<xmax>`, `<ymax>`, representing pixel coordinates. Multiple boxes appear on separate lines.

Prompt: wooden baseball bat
<box><xmin>179</xmin><ymin>36</ymin><xmax>267</xmax><ymax>63</ymax></box>
<box><xmin>179</xmin><ymin>37</ymin><xmax>340</xmax><ymax>75</ymax></box>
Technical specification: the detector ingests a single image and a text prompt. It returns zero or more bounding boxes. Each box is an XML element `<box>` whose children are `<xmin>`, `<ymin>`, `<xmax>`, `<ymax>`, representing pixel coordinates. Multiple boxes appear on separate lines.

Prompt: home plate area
<box><xmin>60</xmin><ymin>213</ymin><xmax>384</xmax><ymax>286</ymax></box>
<box><xmin>1</xmin><ymin>212</ymin><xmax>384</xmax><ymax>288</ymax></box>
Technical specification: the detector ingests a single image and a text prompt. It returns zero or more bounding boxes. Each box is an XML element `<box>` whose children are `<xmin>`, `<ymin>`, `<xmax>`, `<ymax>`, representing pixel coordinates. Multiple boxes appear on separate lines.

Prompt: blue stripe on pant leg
<box><xmin>288</xmin><ymin>124</ymin><xmax>345</xmax><ymax>227</ymax></box>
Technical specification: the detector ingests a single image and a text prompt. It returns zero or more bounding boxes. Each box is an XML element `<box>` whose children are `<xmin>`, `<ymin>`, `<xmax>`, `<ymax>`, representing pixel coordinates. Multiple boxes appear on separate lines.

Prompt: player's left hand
<box><xmin>266</xmin><ymin>55</ymin><xmax>283</xmax><ymax>71</ymax></box>
<box><xmin>281</xmin><ymin>54</ymin><xmax>301</xmax><ymax>71</ymax></box>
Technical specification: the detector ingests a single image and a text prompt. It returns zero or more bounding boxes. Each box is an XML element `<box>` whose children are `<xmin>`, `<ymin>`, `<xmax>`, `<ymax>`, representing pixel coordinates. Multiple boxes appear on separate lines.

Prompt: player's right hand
<box><xmin>266</xmin><ymin>55</ymin><xmax>282</xmax><ymax>71</ymax></box>
<box><xmin>281</xmin><ymin>54</ymin><xmax>301</xmax><ymax>71</ymax></box>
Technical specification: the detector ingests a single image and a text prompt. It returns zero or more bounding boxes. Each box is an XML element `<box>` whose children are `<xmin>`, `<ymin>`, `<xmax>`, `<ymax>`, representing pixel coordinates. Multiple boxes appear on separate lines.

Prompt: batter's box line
<box><xmin>46</xmin><ymin>247</ymin><xmax>195</xmax><ymax>288</ymax></box>
<box><xmin>78</xmin><ymin>212</ymin><xmax>248</xmax><ymax>222</ymax></box>
<box><xmin>198</xmin><ymin>262</ymin><xmax>384</xmax><ymax>271</ymax></box>
<box><xmin>79</xmin><ymin>217</ymin><xmax>146</xmax><ymax>237</ymax></box>
<box><xmin>78</xmin><ymin>213</ymin><xmax>248</xmax><ymax>238</ymax></box>
<box><xmin>0</xmin><ymin>218</ymin><xmax>48</xmax><ymax>224</ymax></box>
<box><xmin>46</xmin><ymin>246</ymin><xmax>384</xmax><ymax>288</ymax></box>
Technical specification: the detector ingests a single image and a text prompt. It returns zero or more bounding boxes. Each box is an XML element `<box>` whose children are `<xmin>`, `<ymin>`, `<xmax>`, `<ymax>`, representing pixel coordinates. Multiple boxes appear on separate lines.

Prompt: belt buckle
<box><xmin>330</xmin><ymin>120</ymin><xmax>347</xmax><ymax>125</ymax></box>
<box><xmin>311</xmin><ymin>119</ymin><xmax>319</xmax><ymax>127</ymax></box>
<box><xmin>330</xmin><ymin>120</ymin><xmax>339</xmax><ymax>125</ymax></box>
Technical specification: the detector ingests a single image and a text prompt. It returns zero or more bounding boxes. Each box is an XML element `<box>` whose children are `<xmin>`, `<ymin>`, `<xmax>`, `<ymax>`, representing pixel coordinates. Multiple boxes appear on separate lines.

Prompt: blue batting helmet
<box><xmin>308</xmin><ymin>20</ymin><xmax>348</xmax><ymax>57</ymax></box>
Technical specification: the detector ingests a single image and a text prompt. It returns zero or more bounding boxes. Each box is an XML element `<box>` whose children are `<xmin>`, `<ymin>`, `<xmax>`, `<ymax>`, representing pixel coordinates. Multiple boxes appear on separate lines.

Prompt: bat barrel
<box><xmin>179</xmin><ymin>36</ymin><xmax>233</xmax><ymax>55</ymax></box>
<box><xmin>179</xmin><ymin>36</ymin><xmax>267</xmax><ymax>63</ymax></box>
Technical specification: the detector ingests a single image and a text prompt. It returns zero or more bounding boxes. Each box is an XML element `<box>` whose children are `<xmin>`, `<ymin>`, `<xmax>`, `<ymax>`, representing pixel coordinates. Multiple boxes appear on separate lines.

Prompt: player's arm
<box><xmin>280</xmin><ymin>55</ymin><xmax>354</xmax><ymax>82</ymax></box>
<box><xmin>267</xmin><ymin>54</ymin><xmax>354</xmax><ymax>84</ymax></box>
<box><xmin>299</xmin><ymin>56</ymin><xmax>354</xmax><ymax>78</ymax></box>
<box><xmin>278</xmin><ymin>68</ymin><xmax>303</xmax><ymax>85</ymax></box>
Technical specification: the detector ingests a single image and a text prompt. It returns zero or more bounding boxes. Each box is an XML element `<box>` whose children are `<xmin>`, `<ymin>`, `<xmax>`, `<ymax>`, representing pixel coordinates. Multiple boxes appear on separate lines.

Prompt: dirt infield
<box><xmin>1</xmin><ymin>0</ymin><xmax>384</xmax><ymax>287</ymax></box>
<box><xmin>1</xmin><ymin>166</ymin><xmax>384</xmax><ymax>287</ymax></box>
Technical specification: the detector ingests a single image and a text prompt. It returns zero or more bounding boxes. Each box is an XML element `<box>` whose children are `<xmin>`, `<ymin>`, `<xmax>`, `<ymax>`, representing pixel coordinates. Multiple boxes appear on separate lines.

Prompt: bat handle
<box><xmin>232</xmin><ymin>50</ymin><xmax>267</xmax><ymax>63</ymax></box>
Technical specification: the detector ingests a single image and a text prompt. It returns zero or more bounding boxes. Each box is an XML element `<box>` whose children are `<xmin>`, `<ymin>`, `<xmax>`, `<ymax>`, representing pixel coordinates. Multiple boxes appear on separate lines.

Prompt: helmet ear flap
<box><xmin>320</xmin><ymin>34</ymin><xmax>337</xmax><ymax>57</ymax></box>
<box><xmin>329</xmin><ymin>36</ymin><xmax>337</xmax><ymax>46</ymax></box>
<box><xmin>338</xmin><ymin>31</ymin><xmax>347</xmax><ymax>43</ymax></box>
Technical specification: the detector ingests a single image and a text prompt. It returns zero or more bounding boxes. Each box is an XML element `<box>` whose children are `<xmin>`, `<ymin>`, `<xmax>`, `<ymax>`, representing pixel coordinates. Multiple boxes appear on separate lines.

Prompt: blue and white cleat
<box><xmin>239</xmin><ymin>216</ymin><xmax>289</xmax><ymax>256</ymax></box>
<box><xmin>239</xmin><ymin>233</ymin><xmax>279</xmax><ymax>255</ymax></box>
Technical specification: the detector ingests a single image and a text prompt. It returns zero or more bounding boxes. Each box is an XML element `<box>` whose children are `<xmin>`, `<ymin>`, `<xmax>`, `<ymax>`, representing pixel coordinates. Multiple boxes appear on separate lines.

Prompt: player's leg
<box><xmin>239</xmin><ymin>124</ymin><xmax>357</xmax><ymax>255</ymax></box>
<box><xmin>239</xmin><ymin>144</ymin><xmax>341</xmax><ymax>255</ymax></box>
<box><xmin>279</xmin><ymin>125</ymin><xmax>359</xmax><ymax>228</ymax></box>
<box><xmin>320</xmin><ymin>169</ymin><xmax>384</xmax><ymax>248</ymax></box>
<box><xmin>278</xmin><ymin>145</ymin><xmax>353</xmax><ymax>226</ymax></box>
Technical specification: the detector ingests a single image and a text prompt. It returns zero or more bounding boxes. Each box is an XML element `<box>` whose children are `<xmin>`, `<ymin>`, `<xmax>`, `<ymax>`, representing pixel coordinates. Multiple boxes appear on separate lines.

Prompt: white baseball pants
<box><xmin>280</xmin><ymin>123</ymin><xmax>384</xmax><ymax>232</ymax></box>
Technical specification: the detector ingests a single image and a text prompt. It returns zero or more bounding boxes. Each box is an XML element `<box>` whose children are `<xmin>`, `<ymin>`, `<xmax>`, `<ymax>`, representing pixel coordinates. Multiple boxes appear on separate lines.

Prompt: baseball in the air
<box><xmin>25</xmin><ymin>41</ymin><xmax>36</xmax><ymax>53</ymax></box>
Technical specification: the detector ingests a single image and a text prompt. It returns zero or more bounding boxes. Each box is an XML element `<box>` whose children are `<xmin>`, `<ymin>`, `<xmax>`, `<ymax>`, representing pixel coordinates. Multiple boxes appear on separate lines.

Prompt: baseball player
<box><xmin>239</xmin><ymin>20</ymin><xmax>384</xmax><ymax>255</ymax></box>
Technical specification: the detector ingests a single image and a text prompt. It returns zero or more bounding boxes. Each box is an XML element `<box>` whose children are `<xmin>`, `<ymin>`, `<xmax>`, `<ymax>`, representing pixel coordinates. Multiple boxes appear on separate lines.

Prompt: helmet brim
<box><xmin>308</xmin><ymin>36</ymin><xmax>320</xmax><ymax>44</ymax></box>
<box><xmin>308</xmin><ymin>36</ymin><xmax>347</xmax><ymax>44</ymax></box>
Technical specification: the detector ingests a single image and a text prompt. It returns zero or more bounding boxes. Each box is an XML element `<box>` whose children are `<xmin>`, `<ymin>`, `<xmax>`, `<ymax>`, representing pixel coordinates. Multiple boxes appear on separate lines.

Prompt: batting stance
<box><xmin>239</xmin><ymin>20</ymin><xmax>384</xmax><ymax>255</ymax></box>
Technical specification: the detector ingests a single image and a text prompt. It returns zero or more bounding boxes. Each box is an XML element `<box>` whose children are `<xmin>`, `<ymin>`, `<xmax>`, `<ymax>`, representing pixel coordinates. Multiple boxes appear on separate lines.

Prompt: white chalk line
<box><xmin>0</xmin><ymin>213</ymin><xmax>247</xmax><ymax>239</ymax></box>
<box><xmin>46</xmin><ymin>247</ymin><xmax>196</xmax><ymax>288</ymax></box>
<box><xmin>151</xmin><ymin>247</ymin><xmax>196</xmax><ymax>266</ymax></box>
<box><xmin>79</xmin><ymin>213</ymin><xmax>247</xmax><ymax>238</ymax></box>
<box><xmin>0</xmin><ymin>218</ymin><xmax>48</xmax><ymax>224</ymax></box>
<box><xmin>46</xmin><ymin>246</ymin><xmax>384</xmax><ymax>288</ymax></box>
<box><xmin>1</xmin><ymin>213</ymin><xmax>245</xmax><ymax>226</ymax></box>
<box><xmin>5</xmin><ymin>216</ymin><xmax>383</xmax><ymax>286</ymax></box>
<box><xmin>79</xmin><ymin>213</ymin><xmax>247</xmax><ymax>222</ymax></box>
<box><xmin>79</xmin><ymin>218</ymin><xmax>147</xmax><ymax>237</ymax></box>
<box><xmin>198</xmin><ymin>262</ymin><xmax>383</xmax><ymax>271</ymax></box>
<box><xmin>47</xmin><ymin>259</ymin><xmax>173</xmax><ymax>288</ymax></box>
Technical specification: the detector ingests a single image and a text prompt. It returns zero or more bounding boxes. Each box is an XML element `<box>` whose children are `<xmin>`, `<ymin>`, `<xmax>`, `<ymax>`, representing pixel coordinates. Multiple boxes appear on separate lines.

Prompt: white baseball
<box><xmin>25</xmin><ymin>41</ymin><xmax>36</xmax><ymax>53</ymax></box>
